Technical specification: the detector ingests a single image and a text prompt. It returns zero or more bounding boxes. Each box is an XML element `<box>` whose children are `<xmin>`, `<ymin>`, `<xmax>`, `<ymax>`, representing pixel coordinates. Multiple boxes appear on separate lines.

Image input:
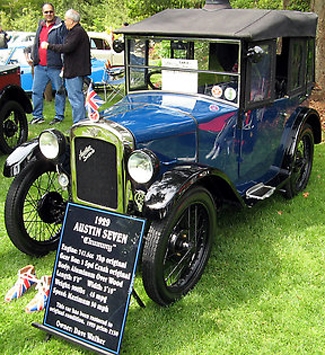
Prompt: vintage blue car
<box><xmin>3</xmin><ymin>0</ymin><xmax>321</xmax><ymax>306</ymax></box>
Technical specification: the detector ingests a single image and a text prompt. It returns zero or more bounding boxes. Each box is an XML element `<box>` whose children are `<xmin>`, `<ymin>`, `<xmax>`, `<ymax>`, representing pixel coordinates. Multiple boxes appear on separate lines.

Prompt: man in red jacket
<box><xmin>29</xmin><ymin>3</ymin><xmax>67</xmax><ymax>125</ymax></box>
<box><xmin>41</xmin><ymin>9</ymin><xmax>91</xmax><ymax>124</ymax></box>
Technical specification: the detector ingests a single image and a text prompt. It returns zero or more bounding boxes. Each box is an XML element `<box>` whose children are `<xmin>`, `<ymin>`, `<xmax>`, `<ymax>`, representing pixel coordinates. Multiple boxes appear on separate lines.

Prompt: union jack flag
<box><xmin>85</xmin><ymin>82</ymin><xmax>105</xmax><ymax>122</ymax></box>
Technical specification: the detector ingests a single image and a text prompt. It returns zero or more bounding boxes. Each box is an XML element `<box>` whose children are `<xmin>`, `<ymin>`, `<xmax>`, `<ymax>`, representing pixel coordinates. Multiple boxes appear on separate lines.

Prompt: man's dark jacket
<box><xmin>48</xmin><ymin>23</ymin><xmax>91</xmax><ymax>79</ymax></box>
<box><xmin>32</xmin><ymin>16</ymin><xmax>67</xmax><ymax>69</ymax></box>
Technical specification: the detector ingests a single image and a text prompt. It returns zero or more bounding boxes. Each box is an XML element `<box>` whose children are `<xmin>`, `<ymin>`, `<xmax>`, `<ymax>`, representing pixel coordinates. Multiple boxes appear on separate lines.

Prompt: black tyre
<box><xmin>284</xmin><ymin>123</ymin><xmax>314</xmax><ymax>199</ymax></box>
<box><xmin>5</xmin><ymin>160</ymin><xmax>69</xmax><ymax>256</ymax></box>
<box><xmin>142</xmin><ymin>186</ymin><xmax>217</xmax><ymax>306</ymax></box>
<box><xmin>0</xmin><ymin>100</ymin><xmax>28</xmax><ymax>154</ymax></box>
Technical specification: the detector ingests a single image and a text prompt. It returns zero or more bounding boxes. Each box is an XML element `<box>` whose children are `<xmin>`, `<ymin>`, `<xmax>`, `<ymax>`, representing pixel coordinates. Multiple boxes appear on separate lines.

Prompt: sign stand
<box><xmin>131</xmin><ymin>289</ymin><xmax>146</xmax><ymax>308</ymax></box>
<box><xmin>32</xmin><ymin>202</ymin><xmax>146</xmax><ymax>355</ymax></box>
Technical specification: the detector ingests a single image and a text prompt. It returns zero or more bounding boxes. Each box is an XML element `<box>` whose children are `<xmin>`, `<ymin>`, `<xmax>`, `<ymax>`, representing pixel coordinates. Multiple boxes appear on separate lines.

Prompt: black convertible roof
<box><xmin>116</xmin><ymin>8</ymin><xmax>317</xmax><ymax>41</ymax></box>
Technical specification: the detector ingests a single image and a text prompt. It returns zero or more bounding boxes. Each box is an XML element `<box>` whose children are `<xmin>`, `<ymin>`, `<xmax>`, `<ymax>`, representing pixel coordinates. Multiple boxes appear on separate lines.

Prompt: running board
<box><xmin>246</xmin><ymin>183</ymin><xmax>276</xmax><ymax>200</ymax></box>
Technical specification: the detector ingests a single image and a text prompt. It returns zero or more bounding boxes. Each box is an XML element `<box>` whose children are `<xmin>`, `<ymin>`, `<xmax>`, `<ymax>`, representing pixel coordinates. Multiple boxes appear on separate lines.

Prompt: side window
<box><xmin>306</xmin><ymin>38</ymin><xmax>315</xmax><ymax>91</ymax></box>
<box><xmin>289</xmin><ymin>39</ymin><xmax>305</xmax><ymax>93</ymax></box>
<box><xmin>275</xmin><ymin>37</ymin><xmax>314</xmax><ymax>98</ymax></box>
<box><xmin>103</xmin><ymin>39</ymin><xmax>111</xmax><ymax>50</ymax></box>
<box><xmin>90</xmin><ymin>38</ymin><xmax>97</xmax><ymax>49</ymax></box>
<box><xmin>91</xmin><ymin>38</ymin><xmax>111</xmax><ymax>51</ymax></box>
<box><xmin>247</xmin><ymin>42</ymin><xmax>275</xmax><ymax>106</ymax></box>
<box><xmin>275</xmin><ymin>37</ymin><xmax>289</xmax><ymax>98</ymax></box>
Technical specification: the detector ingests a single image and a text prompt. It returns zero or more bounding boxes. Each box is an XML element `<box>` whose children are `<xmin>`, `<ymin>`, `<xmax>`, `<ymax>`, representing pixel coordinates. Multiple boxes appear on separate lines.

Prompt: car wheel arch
<box><xmin>142</xmin><ymin>166</ymin><xmax>244</xmax><ymax>220</ymax></box>
<box><xmin>281</xmin><ymin>106</ymin><xmax>321</xmax><ymax>172</ymax></box>
<box><xmin>0</xmin><ymin>85</ymin><xmax>32</xmax><ymax>114</ymax></box>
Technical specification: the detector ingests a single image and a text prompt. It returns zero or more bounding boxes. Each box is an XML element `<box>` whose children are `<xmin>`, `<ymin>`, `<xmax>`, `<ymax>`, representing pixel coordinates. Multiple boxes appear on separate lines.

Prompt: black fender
<box><xmin>280</xmin><ymin>106</ymin><xmax>321</xmax><ymax>173</ymax></box>
<box><xmin>0</xmin><ymin>84</ymin><xmax>33</xmax><ymax>114</ymax></box>
<box><xmin>142</xmin><ymin>165</ymin><xmax>245</xmax><ymax>220</ymax></box>
<box><xmin>3</xmin><ymin>138</ymin><xmax>41</xmax><ymax>177</ymax></box>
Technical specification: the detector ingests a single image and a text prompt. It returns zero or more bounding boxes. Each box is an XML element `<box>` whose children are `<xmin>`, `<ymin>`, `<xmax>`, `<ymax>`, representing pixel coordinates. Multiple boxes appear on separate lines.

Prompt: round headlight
<box><xmin>127</xmin><ymin>150</ymin><xmax>158</xmax><ymax>184</ymax></box>
<box><xmin>39</xmin><ymin>129</ymin><xmax>66</xmax><ymax>160</ymax></box>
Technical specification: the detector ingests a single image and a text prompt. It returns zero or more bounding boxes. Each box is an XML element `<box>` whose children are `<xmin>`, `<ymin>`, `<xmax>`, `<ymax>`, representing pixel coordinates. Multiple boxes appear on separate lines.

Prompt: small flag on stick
<box><xmin>85</xmin><ymin>81</ymin><xmax>105</xmax><ymax>122</ymax></box>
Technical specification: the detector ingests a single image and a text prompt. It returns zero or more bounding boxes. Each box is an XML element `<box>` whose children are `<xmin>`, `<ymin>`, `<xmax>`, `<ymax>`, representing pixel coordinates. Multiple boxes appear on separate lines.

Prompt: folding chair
<box><xmin>102</xmin><ymin>62</ymin><xmax>125</xmax><ymax>102</ymax></box>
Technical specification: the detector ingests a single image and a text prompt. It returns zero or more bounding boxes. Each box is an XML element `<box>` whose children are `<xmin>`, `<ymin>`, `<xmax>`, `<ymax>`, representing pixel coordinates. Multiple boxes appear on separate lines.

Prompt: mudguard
<box><xmin>281</xmin><ymin>106</ymin><xmax>321</xmax><ymax>172</ymax></box>
<box><xmin>3</xmin><ymin>139</ymin><xmax>40</xmax><ymax>177</ymax></box>
<box><xmin>0</xmin><ymin>84</ymin><xmax>33</xmax><ymax>114</ymax></box>
<box><xmin>142</xmin><ymin>165</ymin><xmax>244</xmax><ymax>220</ymax></box>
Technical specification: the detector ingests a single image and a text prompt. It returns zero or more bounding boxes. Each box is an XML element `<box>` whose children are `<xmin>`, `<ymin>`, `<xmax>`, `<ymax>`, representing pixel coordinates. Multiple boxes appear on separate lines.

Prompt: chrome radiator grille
<box><xmin>74</xmin><ymin>137</ymin><xmax>118</xmax><ymax>209</ymax></box>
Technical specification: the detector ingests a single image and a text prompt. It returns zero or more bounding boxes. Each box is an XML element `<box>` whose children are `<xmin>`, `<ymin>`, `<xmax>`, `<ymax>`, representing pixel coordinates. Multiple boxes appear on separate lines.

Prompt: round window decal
<box><xmin>211</xmin><ymin>85</ymin><xmax>223</xmax><ymax>98</ymax></box>
<box><xmin>209</xmin><ymin>104</ymin><xmax>219</xmax><ymax>112</ymax></box>
<box><xmin>224</xmin><ymin>87</ymin><xmax>237</xmax><ymax>101</ymax></box>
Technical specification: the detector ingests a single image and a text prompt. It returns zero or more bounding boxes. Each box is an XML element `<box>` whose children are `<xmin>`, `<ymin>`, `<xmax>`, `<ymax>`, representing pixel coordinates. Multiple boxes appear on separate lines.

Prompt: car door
<box><xmin>237</xmin><ymin>41</ymin><xmax>283</xmax><ymax>186</ymax></box>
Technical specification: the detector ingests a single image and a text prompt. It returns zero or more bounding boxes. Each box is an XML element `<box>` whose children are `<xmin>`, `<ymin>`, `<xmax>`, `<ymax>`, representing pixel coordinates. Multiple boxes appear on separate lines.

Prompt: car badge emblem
<box><xmin>79</xmin><ymin>145</ymin><xmax>95</xmax><ymax>162</ymax></box>
<box><xmin>88</xmin><ymin>128</ymin><xmax>100</xmax><ymax>137</ymax></box>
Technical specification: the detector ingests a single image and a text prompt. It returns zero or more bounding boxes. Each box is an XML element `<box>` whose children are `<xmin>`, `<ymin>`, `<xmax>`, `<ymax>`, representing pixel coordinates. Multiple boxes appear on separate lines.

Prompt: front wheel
<box><xmin>0</xmin><ymin>100</ymin><xmax>28</xmax><ymax>154</ymax></box>
<box><xmin>142</xmin><ymin>186</ymin><xmax>217</xmax><ymax>306</ymax></box>
<box><xmin>5</xmin><ymin>160</ymin><xmax>69</xmax><ymax>256</ymax></box>
<box><xmin>284</xmin><ymin>123</ymin><xmax>314</xmax><ymax>199</ymax></box>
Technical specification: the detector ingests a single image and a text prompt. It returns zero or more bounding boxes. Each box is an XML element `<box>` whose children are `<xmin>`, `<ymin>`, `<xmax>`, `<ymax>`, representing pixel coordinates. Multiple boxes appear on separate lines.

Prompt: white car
<box><xmin>7</xmin><ymin>31</ymin><xmax>124</xmax><ymax>66</ymax></box>
<box><xmin>8</xmin><ymin>31</ymin><xmax>35</xmax><ymax>48</ymax></box>
<box><xmin>88</xmin><ymin>31</ymin><xmax>124</xmax><ymax>66</ymax></box>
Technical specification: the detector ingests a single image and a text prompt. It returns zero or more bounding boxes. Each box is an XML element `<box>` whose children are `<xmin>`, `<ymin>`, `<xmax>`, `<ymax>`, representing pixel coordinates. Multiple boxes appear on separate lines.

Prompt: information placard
<box><xmin>38</xmin><ymin>203</ymin><xmax>146</xmax><ymax>355</ymax></box>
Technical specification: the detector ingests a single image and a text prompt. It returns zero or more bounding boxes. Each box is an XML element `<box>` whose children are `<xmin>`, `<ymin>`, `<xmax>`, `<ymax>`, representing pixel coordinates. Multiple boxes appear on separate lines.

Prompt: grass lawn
<box><xmin>0</xmin><ymin>96</ymin><xmax>325</xmax><ymax>354</ymax></box>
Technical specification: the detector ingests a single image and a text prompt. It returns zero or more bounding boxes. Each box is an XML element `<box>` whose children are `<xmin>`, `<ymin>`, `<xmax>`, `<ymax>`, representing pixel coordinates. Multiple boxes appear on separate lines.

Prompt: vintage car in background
<box><xmin>0</xmin><ymin>46</ymin><xmax>107</xmax><ymax>92</ymax></box>
<box><xmin>3</xmin><ymin>0</ymin><xmax>321</xmax><ymax>306</ymax></box>
<box><xmin>0</xmin><ymin>64</ymin><xmax>31</xmax><ymax>153</ymax></box>
<box><xmin>88</xmin><ymin>31</ymin><xmax>124</xmax><ymax>65</ymax></box>
<box><xmin>7</xmin><ymin>31</ymin><xmax>35</xmax><ymax>48</ymax></box>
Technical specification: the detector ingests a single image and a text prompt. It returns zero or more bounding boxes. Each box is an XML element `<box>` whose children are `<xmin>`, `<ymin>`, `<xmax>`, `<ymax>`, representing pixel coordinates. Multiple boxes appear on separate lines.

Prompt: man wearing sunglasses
<box><xmin>28</xmin><ymin>2</ymin><xmax>68</xmax><ymax>125</ymax></box>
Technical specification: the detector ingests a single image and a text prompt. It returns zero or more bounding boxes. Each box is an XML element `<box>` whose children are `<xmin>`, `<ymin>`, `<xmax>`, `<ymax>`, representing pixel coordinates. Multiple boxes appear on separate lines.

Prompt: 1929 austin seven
<box><xmin>3</xmin><ymin>0</ymin><xmax>321</xmax><ymax>306</ymax></box>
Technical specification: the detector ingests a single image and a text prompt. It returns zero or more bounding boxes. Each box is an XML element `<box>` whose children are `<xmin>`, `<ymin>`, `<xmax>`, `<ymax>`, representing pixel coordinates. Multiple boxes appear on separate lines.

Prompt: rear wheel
<box><xmin>5</xmin><ymin>160</ymin><xmax>69</xmax><ymax>256</ymax></box>
<box><xmin>284</xmin><ymin>123</ymin><xmax>314</xmax><ymax>199</ymax></box>
<box><xmin>142</xmin><ymin>186</ymin><xmax>217</xmax><ymax>306</ymax></box>
<box><xmin>0</xmin><ymin>100</ymin><xmax>28</xmax><ymax>154</ymax></box>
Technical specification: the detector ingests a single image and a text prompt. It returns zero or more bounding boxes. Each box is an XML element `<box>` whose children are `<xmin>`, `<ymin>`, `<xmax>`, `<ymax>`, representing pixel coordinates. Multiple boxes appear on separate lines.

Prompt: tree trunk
<box><xmin>310</xmin><ymin>0</ymin><xmax>325</xmax><ymax>95</ymax></box>
<box><xmin>282</xmin><ymin>0</ymin><xmax>290</xmax><ymax>9</ymax></box>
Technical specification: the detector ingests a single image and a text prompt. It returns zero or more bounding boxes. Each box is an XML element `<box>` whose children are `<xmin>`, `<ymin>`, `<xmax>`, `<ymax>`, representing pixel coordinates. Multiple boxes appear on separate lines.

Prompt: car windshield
<box><xmin>0</xmin><ymin>48</ymin><xmax>11</xmax><ymax>65</ymax></box>
<box><xmin>126</xmin><ymin>36</ymin><xmax>241</xmax><ymax>105</ymax></box>
<box><xmin>8</xmin><ymin>47</ymin><xmax>26</xmax><ymax>64</ymax></box>
<box><xmin>0</xmin><ymin>47</ymin><xmax>27</xmax><ymax>66</ymax></box>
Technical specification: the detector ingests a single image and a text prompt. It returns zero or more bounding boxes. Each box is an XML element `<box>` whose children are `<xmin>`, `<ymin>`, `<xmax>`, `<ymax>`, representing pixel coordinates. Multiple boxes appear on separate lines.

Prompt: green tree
<box><xmin>127</xmin><ymin>0</ymin><xmax>203</xmax><ymax>21</ymax></box>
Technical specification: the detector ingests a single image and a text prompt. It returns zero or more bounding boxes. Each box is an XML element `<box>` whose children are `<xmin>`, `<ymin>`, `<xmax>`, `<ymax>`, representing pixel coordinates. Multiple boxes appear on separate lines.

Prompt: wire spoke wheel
<box><xmin>142</xmin><ymin>186</ymin><xmax>216</xmax><ymax>306</ymax></box>
<box><xmin>284</xmin><ymin>123</ymin><xmax>314</xmax><ymax>199</ymax></box>
<box><xmin>5</xmin><ymin>160</ymin><xmax>69</xmax><ymax>256</ymax></box>
<box><xmin>0</xmin><ymin>100</ymin><xmax>28</xmax><ymax>154</ymax></box>
<box><xmin>164</xmin><ymin>204</ymin><xmax>209</xmax><ymax>288</ymax></box>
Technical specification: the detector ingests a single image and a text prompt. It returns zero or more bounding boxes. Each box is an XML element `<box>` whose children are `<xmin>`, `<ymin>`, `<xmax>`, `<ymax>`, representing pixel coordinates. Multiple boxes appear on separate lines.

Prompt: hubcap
<box><xmin>3</xmin><ymin>119</ymin><xmax>18</xmax><ymax>138</ymax></box>
<box><xmin>37</xmin><ymin>192</ymin><xmax>64</xmax><ymax>223</ymax></box>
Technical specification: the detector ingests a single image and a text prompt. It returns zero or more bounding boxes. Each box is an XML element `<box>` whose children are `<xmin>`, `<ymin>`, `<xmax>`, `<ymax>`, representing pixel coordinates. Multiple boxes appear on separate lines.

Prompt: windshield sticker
<box><xmin>224</xmin><ymin>87</ymin><xmax>237</xmax><ymax>101</ymax></box>
<box><xmin>162</xmin><ymin>58</ymin><xmax>198</xmax><ymax>94</ymax></box>
<box><xmin>211</xmin><ymin>85</ymin><xmax>223</xmax><ymax>98</ymax></box>
<box><xmin>209</xmin><ymin>104</ymin><xmax>219</xmax><ymax>112</ymax></box>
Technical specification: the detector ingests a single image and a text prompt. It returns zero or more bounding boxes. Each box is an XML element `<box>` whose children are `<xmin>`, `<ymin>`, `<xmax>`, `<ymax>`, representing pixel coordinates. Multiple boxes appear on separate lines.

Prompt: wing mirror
<box><xmin>247</xmin><ymin>46</ymin><xmax>264</xmax><ymax>63</ymax></box>
<box><xmin>113</xmin><ymin>39</ymin><xmax>125</xmax><ymax>53</ymax></box>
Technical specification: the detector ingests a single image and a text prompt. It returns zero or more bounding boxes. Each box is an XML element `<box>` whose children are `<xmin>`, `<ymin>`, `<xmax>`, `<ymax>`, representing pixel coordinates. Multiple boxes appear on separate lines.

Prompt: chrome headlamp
<box><xmin>39</xmin><ymin>129</ymin><xmax>67</xmax><ymax>160</ymax></box>
<box><xmin>127</xmin><ymin>149</ymin><xmax>159</xmax><ymax>184</ymax></box>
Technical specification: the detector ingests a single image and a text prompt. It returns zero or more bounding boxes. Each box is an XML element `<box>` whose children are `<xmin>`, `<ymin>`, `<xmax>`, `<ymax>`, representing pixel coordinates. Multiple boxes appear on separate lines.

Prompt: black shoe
<box><xmin>49</xmin><ymin>118</ymin><xmax>62</xmax><ymax>125</ymax></box>
<box><xmin>29</xmin><ymin>117</ymin><xmax>45</xmax><ymax>124</ymax></box>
